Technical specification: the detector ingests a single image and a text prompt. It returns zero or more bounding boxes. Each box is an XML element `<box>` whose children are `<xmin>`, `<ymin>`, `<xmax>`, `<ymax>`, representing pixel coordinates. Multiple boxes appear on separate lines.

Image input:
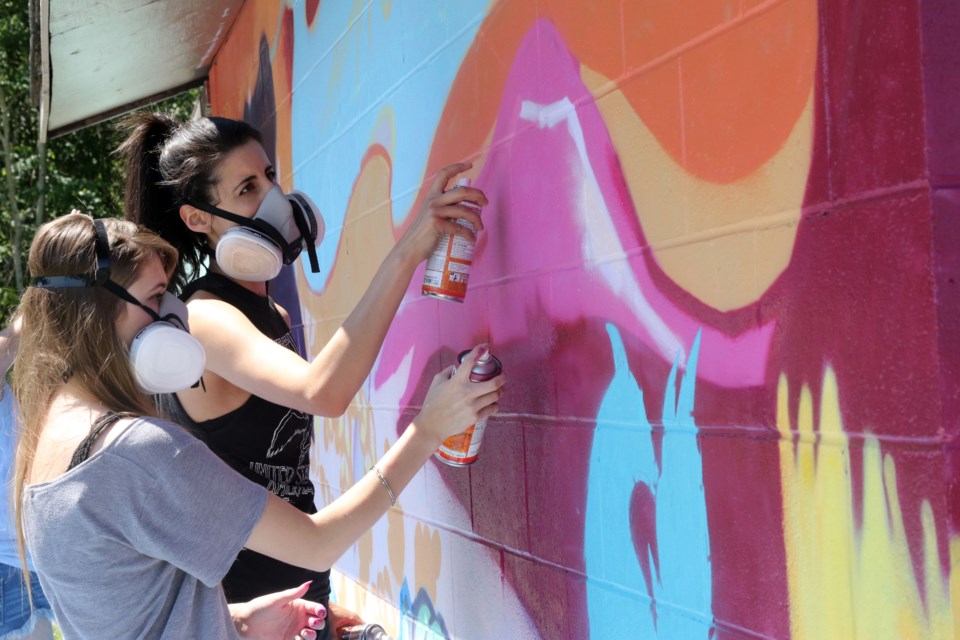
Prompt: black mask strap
<box><xmin>100</xmin><ymin>280</ymin><xmax>164</xmax><ymax>324</ymax></box>
<box><xmin>289</xmin><ymin>193</ymin><xmax>320</xmax><ymax>273</ymax></box>
<box><xmin>183</xmin><ymin>198</ymin><xmax>293</xmax><ymax>258</ymax></box>
<box><xmin>30</xmin><ymin>218</ymin><xmax>170</xmax><ymax>326</ymax></box>
<box><xmin>31</xmin><ymin>218</ymin><xmax>112</xmax><ymax>289</ymax></box>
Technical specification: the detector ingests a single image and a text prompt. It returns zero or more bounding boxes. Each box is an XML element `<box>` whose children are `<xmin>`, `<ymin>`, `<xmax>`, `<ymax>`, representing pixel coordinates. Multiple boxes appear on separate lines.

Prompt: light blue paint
<box><xmin>290</xmin><ymin>0</ymin><xmax>489</xmax><ymax>290</ymax></box>
<box><xmin>397</xmin><ymin>578</ymin><xmax>451</xmax><ymax>640</ymax></box>
<box><xmin>585</xmin><ymin>325</ymin><xmax>713</xmax><ymax>637</ymax></box>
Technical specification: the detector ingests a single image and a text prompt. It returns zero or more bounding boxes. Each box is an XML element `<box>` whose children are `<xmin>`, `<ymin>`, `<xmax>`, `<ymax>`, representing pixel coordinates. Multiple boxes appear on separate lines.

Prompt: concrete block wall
<box><xmin>205</xmin><ymin>1</ymin><xmax>960</xmax><ymax>637</ymax></box>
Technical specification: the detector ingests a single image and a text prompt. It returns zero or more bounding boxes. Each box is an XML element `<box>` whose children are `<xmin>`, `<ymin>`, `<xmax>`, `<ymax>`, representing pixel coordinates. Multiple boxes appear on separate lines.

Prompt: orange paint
<box><xmin>211</xmin><ymin>0</ymin><xmax>816</xmax><ymax>215</ymax></box>
<box><xmin>398</xmin><ymin>0</ymin><xmax>816</xmax><ymax>229</ymax></box>
<box><xmin>207</xmin><ymin>0</ymin><xmax>295</xmax><ymax>187</ymax></box>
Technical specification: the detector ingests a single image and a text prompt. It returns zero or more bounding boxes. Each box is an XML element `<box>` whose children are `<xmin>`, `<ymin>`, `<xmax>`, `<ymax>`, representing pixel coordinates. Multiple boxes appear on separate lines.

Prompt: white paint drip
<box><xmin>520</xmin><ymin>98</ymin><xmax>686</xmax><ymax>365</ymax></box>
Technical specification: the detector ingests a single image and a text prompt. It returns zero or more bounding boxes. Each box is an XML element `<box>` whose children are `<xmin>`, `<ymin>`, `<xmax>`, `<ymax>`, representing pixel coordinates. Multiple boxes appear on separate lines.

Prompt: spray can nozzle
<box><xmin>339</xmin><ymin>623</ymin><xmax>392</xmax><ymax>640</ymax></box>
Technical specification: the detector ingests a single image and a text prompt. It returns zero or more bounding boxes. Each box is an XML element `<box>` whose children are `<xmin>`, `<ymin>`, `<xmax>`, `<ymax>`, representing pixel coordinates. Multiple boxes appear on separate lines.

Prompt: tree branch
<box><xmin>0</xmin><ymin>82</ymin><xmax>25</xmax><ymax>291</ymax></box>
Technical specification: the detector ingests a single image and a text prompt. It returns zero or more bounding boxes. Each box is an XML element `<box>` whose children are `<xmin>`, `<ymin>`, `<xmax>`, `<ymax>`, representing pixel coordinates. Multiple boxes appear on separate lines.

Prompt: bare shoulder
<box><xmin>184</xmin><ymin>295</ymin><xmax>251</xmax><ymax>330</ymax></box>
<box><xmin>185</xmin><ymin>288</ymin><xmax>223</xmax><ymax>303</ymax></box>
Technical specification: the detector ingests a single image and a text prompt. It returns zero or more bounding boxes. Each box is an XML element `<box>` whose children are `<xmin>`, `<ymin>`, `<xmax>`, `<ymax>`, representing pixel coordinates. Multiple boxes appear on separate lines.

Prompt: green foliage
<box><xmin>0</xmin><ymin>2</ymin><xmax>198</xmax><ymax>326</ymax></box>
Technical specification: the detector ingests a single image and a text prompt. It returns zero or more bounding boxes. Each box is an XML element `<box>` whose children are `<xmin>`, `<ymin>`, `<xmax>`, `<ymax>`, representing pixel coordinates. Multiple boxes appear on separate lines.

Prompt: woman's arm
<box><xmin>243</xmin><ymin>346</ymin><xmax>504</xmax><ymax>570</ymax></box>
<box><xmin>190</xmin><ymin>162</ymin><xmax>487</xmax><ymax>417</ymax></box>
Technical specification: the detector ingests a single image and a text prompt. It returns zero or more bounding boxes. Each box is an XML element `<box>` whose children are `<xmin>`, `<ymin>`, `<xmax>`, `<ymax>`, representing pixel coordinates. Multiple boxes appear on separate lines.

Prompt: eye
<box><xmin>239</xmin><ymin>183</ymin><xmax>254</xmax><ymax>196</ymax></box>
<box><xmin>266</xmin><ymin>168</ymin><xmax>277</xmax><ymax>183</ymax></box>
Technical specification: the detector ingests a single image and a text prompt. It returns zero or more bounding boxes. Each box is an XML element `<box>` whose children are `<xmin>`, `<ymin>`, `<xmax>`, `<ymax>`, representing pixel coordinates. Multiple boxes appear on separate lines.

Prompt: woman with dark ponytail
<box><xmin>119</xmin><ymin>113</ymin><xmax>262</xmax><ymax>294</ymax></box>
<box><xmin>116</xmin><ymin>112</ymin><xmax>487</xmax><ymax>633</ymax></box>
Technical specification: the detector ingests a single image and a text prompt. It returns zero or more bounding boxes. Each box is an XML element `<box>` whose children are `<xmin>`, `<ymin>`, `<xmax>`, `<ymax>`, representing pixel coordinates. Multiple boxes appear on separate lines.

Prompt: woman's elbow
<box><xmin>292</xmin><ymin>536</ymin><xmax>334</xmax><ymax>572</ymax></box>
<box><xmin>307</xmin><ymin>393</ymin><xmax>353</xmax><ymax>418</ymax></box>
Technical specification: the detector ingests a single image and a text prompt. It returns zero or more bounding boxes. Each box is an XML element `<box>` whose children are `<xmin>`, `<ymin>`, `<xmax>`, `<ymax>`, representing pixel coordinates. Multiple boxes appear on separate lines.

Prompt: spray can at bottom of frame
<box><xmin>434</xmin><ymin>347</ymin><xmax>503</xmax><ymax>466</ymax></box>
<box><xmin>339</xmin><ymin>623</ymin><xmax>393</xmax><ymax>640</ymax></box>
<box><xmin>421</xmin><ymin>178</ymin><xmax>481</xmax><ymax>303</ymax></box>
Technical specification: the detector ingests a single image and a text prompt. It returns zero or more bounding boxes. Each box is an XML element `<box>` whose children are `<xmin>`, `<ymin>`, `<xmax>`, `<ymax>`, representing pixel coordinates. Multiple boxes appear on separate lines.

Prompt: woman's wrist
<box><xmin>402</xmin><ymin>418</ymin><xmax>445</xmax><ymax>456</ymax></box>
<box><xmin>387</xmin><ymin>238</ymin><xmax>423</xmax><ymax>273</ymax></box>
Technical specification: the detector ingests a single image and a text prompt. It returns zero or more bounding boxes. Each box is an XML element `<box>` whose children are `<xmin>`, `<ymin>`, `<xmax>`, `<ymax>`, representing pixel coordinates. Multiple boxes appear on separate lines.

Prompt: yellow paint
<box><xmin>776</xmin><ymin>371</ymin><xmax>958</xmax><ymax>639</ymax></box>
<box><xmin>585</xmin><ymin>66</ymin><xmax>812</xmax><ymax>312</ymax></box>
<box><xmin>414</xmin><ymin>522</ymin><xmax>442</xmax><ymax>601</ymax></box>
<box><xmin>387</xmin><ymin>506</ymin><xmax>406</xmax><ymax>580</ymax></box>
<box><xmin>296</xmin><ymin>150</ymin><xmax>396</xmax><ymax>352</ymax></box>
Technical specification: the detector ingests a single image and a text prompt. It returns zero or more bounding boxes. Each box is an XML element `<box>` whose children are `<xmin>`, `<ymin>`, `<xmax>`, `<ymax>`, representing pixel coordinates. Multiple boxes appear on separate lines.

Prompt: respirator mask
<box><xmin>31</xmin><ymin>219</ymin><xmax>206</xmax><ymax>394</ymax></box>
<box><xmin>186</xmin><ymin>186</ymin><xmax>325</xmax><ymax>282</ymax></box>
<box><xmin>123</xmin><ymin>292</ymin><xmax>206</xmax><ymax>394</ymax></box>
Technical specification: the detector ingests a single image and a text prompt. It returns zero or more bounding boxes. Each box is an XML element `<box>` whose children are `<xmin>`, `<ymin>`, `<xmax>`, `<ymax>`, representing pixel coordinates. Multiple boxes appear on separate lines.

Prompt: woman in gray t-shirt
<box><xmin>11</xmin><ymin>214</ymin><xmax>504</xmax><ymax>639</ymax></box>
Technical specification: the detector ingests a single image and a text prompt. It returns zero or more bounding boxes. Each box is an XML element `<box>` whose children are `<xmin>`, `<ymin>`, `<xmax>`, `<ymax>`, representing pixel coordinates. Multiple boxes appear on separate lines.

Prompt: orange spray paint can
<box><xmin>435</xmin><ymin>348</ymin><xmax>503</xmax><ymax>466</ymax></box>
<box><xmin>421</xmin><ymin>178</ymin><xmax>480</xmax><ymax>302</ymax></box>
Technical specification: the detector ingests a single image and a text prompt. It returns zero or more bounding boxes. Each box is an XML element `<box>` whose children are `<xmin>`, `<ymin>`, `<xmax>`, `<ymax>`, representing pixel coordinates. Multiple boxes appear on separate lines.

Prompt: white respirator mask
<box><xmin>187</xmin><ymin>186</ymin><xmax>324</xmax><ymax>282</ymax></box>
<box><xmin>126</xmin><ymin>292</ymin><xmax>206</xmax><ymax>394</ymax></box>
<box><xmin>30</xmin><ymin>219</ymin><xmax>206</xmax><ymax>394</ymax></box>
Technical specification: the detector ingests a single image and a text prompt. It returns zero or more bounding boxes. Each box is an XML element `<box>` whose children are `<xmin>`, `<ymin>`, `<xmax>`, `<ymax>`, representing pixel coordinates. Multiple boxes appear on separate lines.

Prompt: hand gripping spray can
<box><xmin>421</xmin><ymin>178</ymin><xmax>480</xmax><ymax>302</ymax></box>
<box><xmin>434</xmin><ymin>347</ymin><xmax>503</xmax><ymax>466</ymax></box>
<box><xmin>339</xmin><ymin>623</ymin><xmax>392</xmax><ymax>640</ymax></box>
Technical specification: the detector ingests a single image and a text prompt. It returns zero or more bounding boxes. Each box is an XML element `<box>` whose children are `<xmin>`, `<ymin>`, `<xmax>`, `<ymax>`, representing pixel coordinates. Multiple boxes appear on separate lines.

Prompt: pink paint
<box><xmin>376</xmin><ymin>20</ymin><xmax>773</xmax><ymax>404</ymax></box>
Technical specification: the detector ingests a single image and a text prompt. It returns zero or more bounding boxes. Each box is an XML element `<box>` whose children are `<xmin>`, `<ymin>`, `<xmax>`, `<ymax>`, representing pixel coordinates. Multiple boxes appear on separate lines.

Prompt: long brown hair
<box><xmin>11</xmin><ymin>213</ymin><xmax>177</xmax><ymax>595</ymax></box>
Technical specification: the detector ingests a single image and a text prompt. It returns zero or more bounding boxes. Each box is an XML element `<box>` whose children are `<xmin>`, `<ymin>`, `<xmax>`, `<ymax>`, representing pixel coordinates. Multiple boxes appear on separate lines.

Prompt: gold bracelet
<box><xmin>372</xmin><ymin>465</ymin><xmax>396</xmax><ymax>507</ymax></box>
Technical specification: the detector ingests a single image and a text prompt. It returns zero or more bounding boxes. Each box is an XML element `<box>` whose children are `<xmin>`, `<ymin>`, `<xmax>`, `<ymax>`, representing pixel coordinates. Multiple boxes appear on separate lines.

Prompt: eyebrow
<box><xmin>233</xmin><ymin>165</ymin><xmax>276</xmax><ymax>194</ymax></box>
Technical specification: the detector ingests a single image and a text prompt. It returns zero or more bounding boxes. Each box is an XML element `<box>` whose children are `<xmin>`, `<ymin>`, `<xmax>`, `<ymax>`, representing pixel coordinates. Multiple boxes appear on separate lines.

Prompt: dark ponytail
<box><xmin>116</xmin><ymin>112</ymin><xmax>263</xmax><ymax>294</ymax></box>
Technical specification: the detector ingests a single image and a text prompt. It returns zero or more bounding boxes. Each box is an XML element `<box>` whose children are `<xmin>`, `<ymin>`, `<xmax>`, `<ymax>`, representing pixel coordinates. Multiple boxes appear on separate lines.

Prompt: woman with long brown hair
<box><xmin>12</xmin><ymin>213</ymin><xmax>503</xmax><ymax>639</ymax></box>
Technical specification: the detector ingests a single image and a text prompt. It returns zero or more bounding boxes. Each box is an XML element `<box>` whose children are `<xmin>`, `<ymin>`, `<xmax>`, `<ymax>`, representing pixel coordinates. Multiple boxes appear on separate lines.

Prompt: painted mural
<box><xmin>206</xmin><ymin>1</ymin><xmax>958</xmax><ymax>637</ymax></box>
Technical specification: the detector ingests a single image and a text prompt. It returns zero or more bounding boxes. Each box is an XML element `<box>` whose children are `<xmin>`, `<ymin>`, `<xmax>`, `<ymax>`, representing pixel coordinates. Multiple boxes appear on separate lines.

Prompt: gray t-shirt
<box><xmin>23</xmin><ymin>416</ymin><xmax>269</xmax><ymax>639</ymax></box>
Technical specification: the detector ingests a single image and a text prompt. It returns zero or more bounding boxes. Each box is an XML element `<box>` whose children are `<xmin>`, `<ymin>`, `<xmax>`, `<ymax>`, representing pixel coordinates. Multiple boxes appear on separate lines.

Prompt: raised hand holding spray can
<box><xmin>421</xmin><ymin>178</ymin><xmax>481</xmax><ymax>302</ymax></box>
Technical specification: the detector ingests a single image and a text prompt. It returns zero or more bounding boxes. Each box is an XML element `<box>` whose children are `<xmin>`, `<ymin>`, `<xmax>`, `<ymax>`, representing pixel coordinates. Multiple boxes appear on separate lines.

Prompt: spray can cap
<box><xmin>456</xmin><ymin>347</ymin><xmax>501</xmax><ymax>380</ymax></box>
<box><xmin>456</xmin><ymin>177</ymin><xmax>471</xmax><ymax>188</ymax></box>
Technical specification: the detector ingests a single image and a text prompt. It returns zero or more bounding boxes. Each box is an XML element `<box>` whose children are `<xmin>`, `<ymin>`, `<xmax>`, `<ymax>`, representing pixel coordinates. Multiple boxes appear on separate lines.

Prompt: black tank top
<box><xmin>160</xmin><ymin>273</ymin><xmax>331</xmax><ymax>605</ymax></box>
